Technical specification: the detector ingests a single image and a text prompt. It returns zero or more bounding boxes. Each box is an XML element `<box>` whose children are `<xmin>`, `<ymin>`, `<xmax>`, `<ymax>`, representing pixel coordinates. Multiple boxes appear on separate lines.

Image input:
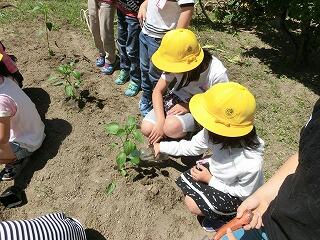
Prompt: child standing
<box><xmin>138</xmin><ymin>0</ymin><xmax>194</xmax><ymax>116</ymax></box>
<box><xmin>0</xmin><ymin>53</ymin><xmax>45</xmax><ymax>181</ymax></box>
<box><xmin>154</xmin><ymin>82</ymin><xmax>265</xmax><ymax>231</ymax></box>
<box><xmin>114</xmin><ymin>0</ymin><xmax>143</xmax><ymax>96</ymax></box>
<box><xmin>88</xmin><ymin>0</ymin><xmax>116</xmax><ymax>74</ymax></box>
<box><xmin>141</xmin><ymin>29</ymin><xmax>228</xmax><ymax>144</ymax></box>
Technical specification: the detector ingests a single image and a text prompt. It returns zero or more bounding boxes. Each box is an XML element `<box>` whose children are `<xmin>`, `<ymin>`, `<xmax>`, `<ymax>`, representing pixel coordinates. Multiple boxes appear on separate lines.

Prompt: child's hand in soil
<box><xmin>167</xmin><ymin>103</ymin><xmax>189</xmax><ymax>116</ymax></box>
<box><xmin>191</xmin><ymin>164</ymin><xmax>212</xmax><ymax>184</ymax></box>
<box><xmin>153</xmin><ymin>143</ymin><xmax>160</xmax><ymax>157</ymax></box>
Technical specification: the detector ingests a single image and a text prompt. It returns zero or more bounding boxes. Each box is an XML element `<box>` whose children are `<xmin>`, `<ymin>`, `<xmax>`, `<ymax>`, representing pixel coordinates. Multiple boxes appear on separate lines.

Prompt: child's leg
<box><xmin>184</xmin><ymin>195</ymin><xmax>204</xmax><ymax>216</ymax></box>
<box><xmin>163</xmin><ymin>113</ymin><xmax>195</xmax><ymax>139</ymax></box>
<box><xmin>98</xmin><ymin>2</ymin><xmax>116</xmax><ymax>65</ymax></box>
<box><xmin>0</xmin><ymin>142</ymin><xmax>16</xmax><ymax>164</ymax></box>
<box><xmin>116</xmin><ymin>10</ymin><xmax>130</xmax><ymax>73</ymax></box>
<box><xmin>139</xmin><ymin>32</ymin><xmax>162</xmax><ymax>114</ymax></box>
<box><xmin>88</xmin><ymin>0</ymin><xmax>104</xmax><ymax>56</ymax></box>
<box><xmin>123</xmin><ymin>16</ymin><xmax>141</xmax><ymax>96</ymax></box>
<box><xmin>141</xmin><ymin>109</ymin><xmax>156</xmax><ymax>137</ymax></box>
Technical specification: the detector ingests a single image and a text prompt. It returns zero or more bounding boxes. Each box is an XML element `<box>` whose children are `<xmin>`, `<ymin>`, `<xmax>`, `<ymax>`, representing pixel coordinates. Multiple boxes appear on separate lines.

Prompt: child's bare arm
<box><xmin>138</xmin><ymin>0</ymin><xmax>148</xmax><ymax>26</ymax></box>
<box><xmin>149</xmin><ymin>78</ymin><xmax>168</xmax><ymax>143</ymax></box>
<box><xmin>0</xmin><ymin>117</ymin><xmax>11</xmax><ymax>144</ymax></box>
<box><xmin>177</xmin><ymin>5</ymin><xmax>194</xmax><ymax>28</ymax></box>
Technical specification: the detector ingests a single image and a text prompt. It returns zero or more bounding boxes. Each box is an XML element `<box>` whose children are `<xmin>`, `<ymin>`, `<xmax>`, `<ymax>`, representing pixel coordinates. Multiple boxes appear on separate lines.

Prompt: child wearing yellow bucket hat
<box><xmin>154</xmin><ymin>82</ymin><xmax>265</xmax><ymax>232</ymax></box>
<box><xmin>141</xmin><ymin>29</ymin><xmax>228</xmax><ymax>144</ymax></box>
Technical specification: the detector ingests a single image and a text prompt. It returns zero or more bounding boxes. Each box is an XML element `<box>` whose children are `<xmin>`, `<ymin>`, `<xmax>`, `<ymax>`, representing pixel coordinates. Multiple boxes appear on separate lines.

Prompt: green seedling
<box><xmin>104</xmin><ymin>116</ymin><xmax>144</xmax><ymax>176</ymax></box>
<box><xmin>32</xmin><ymin>2</ymin><xmax>54</xmax><ymax>56</ymax></box>
<box><xmin>48</xmin><ymin>61</ymin><xmax>82</xmax><ymax>102</ymax></box>
<box><xmin>105</xmin><ymin>181</ymin><xmax>116</xmax><ymax>195</ymax></box>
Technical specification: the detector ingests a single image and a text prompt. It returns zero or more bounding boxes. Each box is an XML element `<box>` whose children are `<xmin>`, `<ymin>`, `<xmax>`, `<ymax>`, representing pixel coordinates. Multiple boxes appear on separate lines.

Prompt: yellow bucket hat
<box><xmin>189</xmin><ymin>82</ymin><xmax>256</xmax><ymax>137</ymax></box>
<box><xmin>151</xmin><ymin>29</ymin><xmax>204</xmax><ymax>73</ymax></box>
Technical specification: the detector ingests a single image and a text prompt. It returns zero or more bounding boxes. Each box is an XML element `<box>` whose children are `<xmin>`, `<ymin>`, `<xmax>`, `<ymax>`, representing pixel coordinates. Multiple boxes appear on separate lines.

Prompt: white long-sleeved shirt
<box><xmin>160</xmin><ymin>129</ymin><xmax>265</xmax><ymax>200</ymax></box>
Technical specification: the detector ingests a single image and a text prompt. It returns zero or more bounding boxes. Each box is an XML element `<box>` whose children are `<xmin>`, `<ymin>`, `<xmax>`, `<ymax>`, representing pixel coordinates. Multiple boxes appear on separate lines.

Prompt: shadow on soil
<box><xmin>9</xmin><ymin>87</ymin><xmax>72</xmax><ymax>206</ymax></box>
<box><xmin>86</xmin><ymin>229</ymin><xmax>108</xmax><ymax>240</ymax></box>
<box><xmin>133</xmin><ymin>155</ymin><xmax>203</xmax><ymax>182</ymax></box>
<box><xmin>242</xmin><ymin>22</ymin><xmax>320</xmax><ymax>95</ymax></box>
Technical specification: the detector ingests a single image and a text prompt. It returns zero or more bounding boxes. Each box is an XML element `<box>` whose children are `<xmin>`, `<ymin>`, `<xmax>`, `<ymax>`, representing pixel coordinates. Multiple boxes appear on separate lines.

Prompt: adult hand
<box><xmin>137</xmin><ymin>1</ymin><xmax>147</xmax><ymax>27</ymax></box>
<box><xmin>148</xmin><ymin>123</ymin><xmax>165</xmax><ymax>144</ymax></box>
<box><xmin>153</xmin><ymin>142</ymin><xmax>160</xmax><ymax>157</ymax></box>
<box><xmin>167</xmin><ymin>103</ymin><xmax>189</xmax><ymax>116</ymax></box>
<box><xmin>236</xmin><ymin>195</ymin><xmax>269</xmax><ymax>230</ymax></box>
<box><xmin>191</xmin><ymin>164</ymin><xmax>212</xmax><ymax>184</ymax></box>
<box><xmin>225</xmin><ymin>228</ymin><xmax>237</xmax><ymax>240</ymax></box>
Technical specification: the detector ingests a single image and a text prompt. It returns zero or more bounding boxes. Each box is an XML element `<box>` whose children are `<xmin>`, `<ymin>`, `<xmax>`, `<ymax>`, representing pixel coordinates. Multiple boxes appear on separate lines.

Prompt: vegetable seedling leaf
<box><xmin>104</xmin><ymin>122</ymin><xmax>120</xmax><ymax>135</ymax></box>
<box><xmin>129</xmin><ymin>156</ymin><xmax>140</xmax><ymax>165</ymax></box>
<box><xmin>132</xmin><ymin>129</ymin><xmax>144</xmax><ymax>143</ymax></box>
<box><xmin>65</xmin><ymin>85</ymin><xmax>75</xmax><ymax>97</ymax></box>
<box><xmin>125</xmin><ymin>116</ymin><xmax>136</xmax><ymax>131</ymax></box>
<box><xmin>105</xmin><ymin>181</ymin><xmax>116</xmax><ymax>195</ymax></box>
<box><xmin>120</xmin><ymin>169</ymin><xmax>127</xmax><ymax>176</ymax></box>
<box><xmin>116</xmin><ymin>152</ymin><xmax>126</xmax><ymax>169</ymax></box>
<box><xmin>72</xmin><ymin>71</ymin><xmax>81</xmax><ymax>80</ymax></box>
<box><xmin>52</xmin><ymin>80</ymin><xmax>65</xmax><ymax>86</ymax></box>
<box><xmin>123</xmin><ymin>140</ymin><xmax>136</xmax><ymax>155</ymax></box>
<box><xmin>48</xmin><ymin>75</ymin><xmax>57</xmax><ymax>82</ymax></box>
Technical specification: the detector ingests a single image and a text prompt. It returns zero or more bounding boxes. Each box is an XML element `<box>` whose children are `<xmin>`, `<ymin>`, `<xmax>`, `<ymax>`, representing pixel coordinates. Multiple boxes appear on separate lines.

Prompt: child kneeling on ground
<box><xmin>154</xmin><ymin>82</ymin><xmax>265</xmax><ymax>232</ymax></box>
<box><xmin>0</xmin><ymin>53</ymin><xmax>45</xmax><ymax>181</ymax></box>
<box><xmin>141</xmin><ymin>29</ymin><xmax>228</xmax><ymax>144</ymax></box>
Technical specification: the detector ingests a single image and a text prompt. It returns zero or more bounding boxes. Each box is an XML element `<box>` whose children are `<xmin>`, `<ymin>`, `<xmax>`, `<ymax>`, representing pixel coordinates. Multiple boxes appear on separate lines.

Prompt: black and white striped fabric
<box><xmin>0</xmin><ymin>213</ymin><xmax>86</xmax><ymax>240</ymax></box>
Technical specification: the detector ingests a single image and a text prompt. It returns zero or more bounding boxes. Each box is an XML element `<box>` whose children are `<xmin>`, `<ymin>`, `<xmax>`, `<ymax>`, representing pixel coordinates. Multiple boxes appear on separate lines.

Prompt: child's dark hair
<box><xmin>208</xmin><ymin>127</ymin><xmax>260</xmax><ymax>150</ymax></box>
<box><xmin>176</xmin><ymin>49</ymin><xmax>212</xmax><ymax>91</ymax></box>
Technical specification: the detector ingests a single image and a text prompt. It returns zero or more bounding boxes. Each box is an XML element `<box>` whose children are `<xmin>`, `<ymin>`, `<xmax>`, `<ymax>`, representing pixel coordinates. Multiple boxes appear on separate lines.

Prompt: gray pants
<box><xmin>88</xmin><ymin>0</ymin><xmax>116</xmax><ymax>64</ymax></box>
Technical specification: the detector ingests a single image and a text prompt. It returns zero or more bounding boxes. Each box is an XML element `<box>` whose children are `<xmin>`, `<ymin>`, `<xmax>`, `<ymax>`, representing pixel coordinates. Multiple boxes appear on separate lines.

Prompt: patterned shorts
<box><xmin>176</xmin><ymin>164</ymin><xmax>242</xmax><ymax>222</ymax></box>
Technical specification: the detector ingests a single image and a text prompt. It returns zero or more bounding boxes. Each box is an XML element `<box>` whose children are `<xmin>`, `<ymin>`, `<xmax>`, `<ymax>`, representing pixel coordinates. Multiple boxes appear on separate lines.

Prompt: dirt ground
<box><xmin>0</xmin><ymin>19</ymin><xmax>318</xmax><ymax>240</ymax></box>
<box><xmin>0</xmin><ymin>22</ymin><xmax>208</xmax><ymax>240</ymax></box>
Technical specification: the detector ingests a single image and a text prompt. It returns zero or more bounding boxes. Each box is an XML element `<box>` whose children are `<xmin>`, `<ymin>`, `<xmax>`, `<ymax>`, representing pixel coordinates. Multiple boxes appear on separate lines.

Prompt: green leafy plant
<box><xmin>32</xmin><ymin>2</ymin><xmax>54</xmax><ymax>56</ymax></box>
<box><xmin>105</xmin><ymin>181</ymin><xmax>116</xmax><ymax>195</ymax></box>
<box><xmin>48</xmin><ymin>61</ymin><xmax>82</xmax><ymax>102</ymax></box>
<box><xmin>104</xmin><ymin>116</ymin><xmax>144</xmax><ymax>176</ymax></box>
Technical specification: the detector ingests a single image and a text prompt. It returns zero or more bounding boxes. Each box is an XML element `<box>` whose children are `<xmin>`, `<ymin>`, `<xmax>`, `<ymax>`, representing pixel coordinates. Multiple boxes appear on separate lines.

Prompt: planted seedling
<box><xmin>48</xmin><ymin>61</ymin><xmax>82</xmax><ymax>103</ymax></box>
<box><xmin>104</xmin><ymin>116</ymin><xmax>144</xmax><ymax>176</ymax></box>
<box><xmin>32</xmin><ymin>2</ymin><xmax>54</xmax><ymax>56</ymax></box>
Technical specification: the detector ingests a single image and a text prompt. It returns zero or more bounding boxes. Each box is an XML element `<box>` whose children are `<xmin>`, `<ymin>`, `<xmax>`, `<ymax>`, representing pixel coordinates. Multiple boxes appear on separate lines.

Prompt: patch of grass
<box><xmin>0</xmin><ymin>0</ymin><xmax>87</xmax><ymax>28</ymax></box>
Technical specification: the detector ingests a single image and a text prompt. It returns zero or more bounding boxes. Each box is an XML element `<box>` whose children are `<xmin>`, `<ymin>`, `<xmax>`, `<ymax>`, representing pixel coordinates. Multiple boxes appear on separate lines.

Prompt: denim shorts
<box><xmin>9</xmin><ymin>142</ymin><xmax>32</xmax><ymax>160</ymax></box>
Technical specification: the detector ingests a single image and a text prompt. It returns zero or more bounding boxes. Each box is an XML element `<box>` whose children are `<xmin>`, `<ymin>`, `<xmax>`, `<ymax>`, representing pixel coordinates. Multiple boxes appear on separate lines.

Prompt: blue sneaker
<box><xmin>115</xmin><ymin>69</ymin><xmax>130</xmax><ymax>85</ymax></box>
<box><xmin>125</xmin><ymin>81</ymin><xmax>140</xmax><ymax>97</ymax></box>
<box><xmin>101</xmin><ymin>63</ymin><xmax>116</xmax><ymax>75</ymax></box>
<box><xmin>96</xmin><ymin>56</ymin><xmax>105</xmax><ymax>67</ymax></box>
<box><xmin>139</xmin><ymin>97</ymin><xmax>152</xmax><ymax>116</ymax></box>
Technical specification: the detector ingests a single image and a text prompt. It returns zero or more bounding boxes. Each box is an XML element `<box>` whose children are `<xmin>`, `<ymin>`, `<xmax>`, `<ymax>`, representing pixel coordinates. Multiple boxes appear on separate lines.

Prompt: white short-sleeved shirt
<box><xmin>0</xmin><ymin>77</ymin><xmax>45</xmax><ymax>152</ymax></box>
<box><xmin>161</xmin><ymin>56</ymin><xmax>228</xmax><ymax>102</ymax></box>
<box><xmin>142</xmin><ymin>0</ymin><xmax>195</xmax><ymax>38</ymax></box>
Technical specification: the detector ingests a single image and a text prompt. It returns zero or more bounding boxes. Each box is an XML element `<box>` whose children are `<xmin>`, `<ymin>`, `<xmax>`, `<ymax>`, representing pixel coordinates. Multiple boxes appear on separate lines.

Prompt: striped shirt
<box><xmin>0</xmin><ymin>213</ymin><xmax>86</xmax><ymax>240</ymax></box>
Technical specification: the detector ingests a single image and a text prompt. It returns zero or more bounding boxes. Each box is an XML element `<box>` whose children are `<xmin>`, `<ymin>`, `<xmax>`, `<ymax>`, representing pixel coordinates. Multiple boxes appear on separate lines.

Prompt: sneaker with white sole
<box><xmin>0</xmin><ymin>157</ymin><xmax>29</xmax><ymax>181</ymax></box>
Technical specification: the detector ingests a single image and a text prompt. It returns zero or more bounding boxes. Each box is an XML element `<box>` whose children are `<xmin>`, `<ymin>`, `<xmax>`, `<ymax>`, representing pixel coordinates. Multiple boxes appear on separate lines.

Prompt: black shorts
<box><xmin>176</xmin><ymin>164</ymin><xmax>242</xmax><ymax>222</ymax></box>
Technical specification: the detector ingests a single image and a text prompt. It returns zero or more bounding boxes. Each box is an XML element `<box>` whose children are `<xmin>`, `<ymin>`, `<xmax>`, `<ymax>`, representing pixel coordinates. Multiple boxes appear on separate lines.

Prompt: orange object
<box><xmin>213</xmin><ymin>210</ymin><xmax>253</xmax><ymax>240</ymax></box>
